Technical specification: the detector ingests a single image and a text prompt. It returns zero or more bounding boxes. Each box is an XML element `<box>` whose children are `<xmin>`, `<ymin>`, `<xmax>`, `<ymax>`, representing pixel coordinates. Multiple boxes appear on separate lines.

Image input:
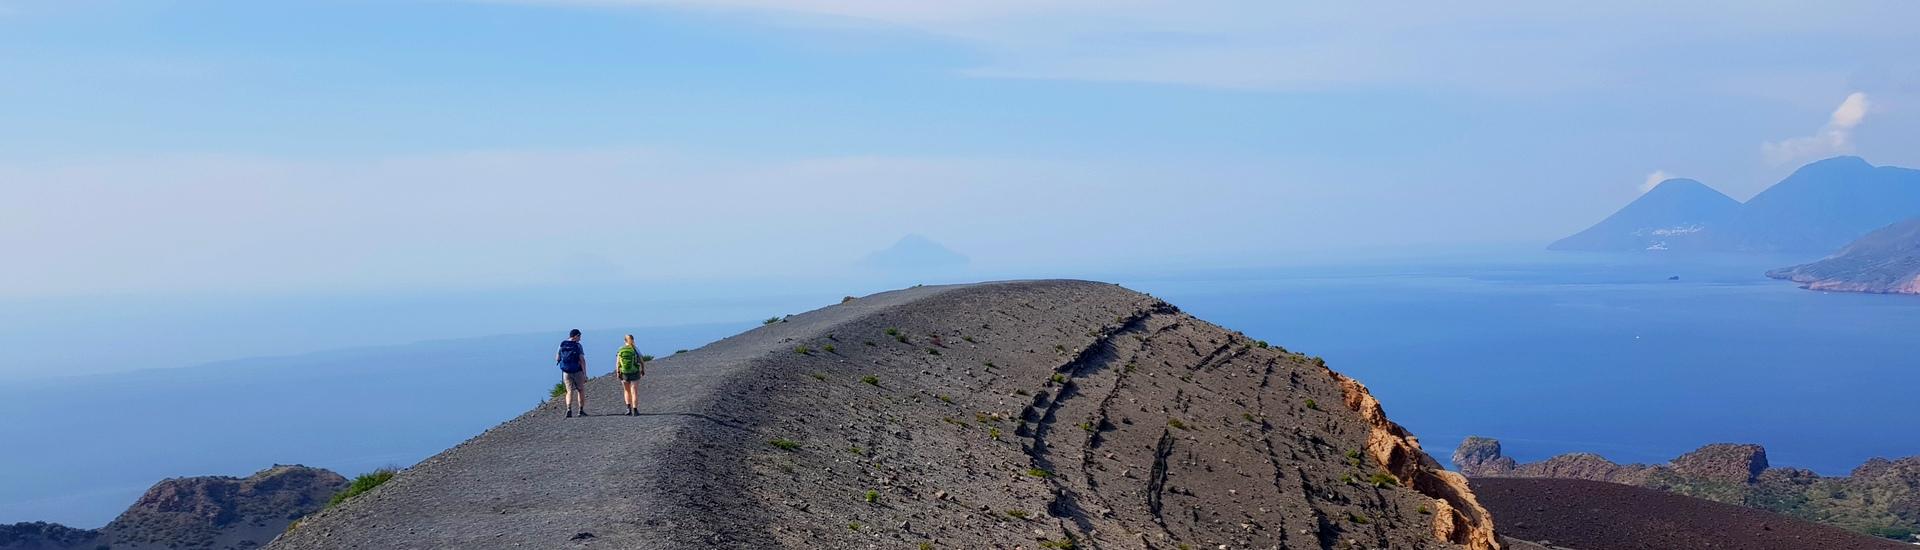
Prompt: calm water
<box><xmin>6</xmin><ymin>252</ymin><xmax>1917</xmax><ymax>526</ymax></box>
<box><xmin>1124</xmin><ymin>253</ymin><xmax>1920</xmax><ymax>475</ymax></box>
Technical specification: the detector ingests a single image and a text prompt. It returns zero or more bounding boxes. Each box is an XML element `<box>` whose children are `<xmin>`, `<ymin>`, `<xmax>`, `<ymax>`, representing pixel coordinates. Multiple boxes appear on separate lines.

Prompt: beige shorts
<box><xmin>563</xmin><ymin>370</ymin><xmax>588</xmax><ymax>393</ymax></box>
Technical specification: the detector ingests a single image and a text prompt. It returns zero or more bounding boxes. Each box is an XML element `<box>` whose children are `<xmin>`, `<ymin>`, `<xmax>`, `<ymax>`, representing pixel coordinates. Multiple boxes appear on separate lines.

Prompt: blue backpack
<box><xmin>556</xmin><ymin>340</ymin><xmax>583</xmax><ymax>373</ymax></box>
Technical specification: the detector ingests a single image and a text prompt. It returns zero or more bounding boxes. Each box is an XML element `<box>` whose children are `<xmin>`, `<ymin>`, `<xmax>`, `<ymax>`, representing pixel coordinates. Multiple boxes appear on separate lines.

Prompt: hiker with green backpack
<box><xmin>616</xmin><ymin>334</ymin><xmax>646</xmax><ymax>416</ymax></box>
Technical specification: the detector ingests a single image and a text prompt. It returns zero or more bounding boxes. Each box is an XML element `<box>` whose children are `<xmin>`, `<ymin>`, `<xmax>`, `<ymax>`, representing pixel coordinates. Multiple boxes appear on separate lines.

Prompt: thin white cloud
<box><xmin>1762</xmin><ymin>92</ymin><xmax>1870</xmax><ymax>165</ymax></box>
<box><xmin>1640</xmin><ymin>170</ymin><xmax>1674</xmax><ymax>193</ymax></box>
<box><xmin>477</xmin><ymin>1</ymin><xmax>1920</xmax><ymax>95</ymax></box>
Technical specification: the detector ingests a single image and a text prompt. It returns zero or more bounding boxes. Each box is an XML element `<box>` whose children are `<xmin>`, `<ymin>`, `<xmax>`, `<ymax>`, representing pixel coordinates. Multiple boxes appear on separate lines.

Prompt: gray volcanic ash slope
<box><xmin>268</xmin><ymin>280</ymin><xmax>1499</xmax><ymax>550</ymax></box>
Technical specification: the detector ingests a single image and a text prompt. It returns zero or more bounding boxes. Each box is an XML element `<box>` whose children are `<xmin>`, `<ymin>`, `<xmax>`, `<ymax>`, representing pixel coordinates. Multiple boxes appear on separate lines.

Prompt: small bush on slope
<box><xmin>327</xmin><ymin>469</ymin><xmax>398</xmax><ymax>509</ymax></box>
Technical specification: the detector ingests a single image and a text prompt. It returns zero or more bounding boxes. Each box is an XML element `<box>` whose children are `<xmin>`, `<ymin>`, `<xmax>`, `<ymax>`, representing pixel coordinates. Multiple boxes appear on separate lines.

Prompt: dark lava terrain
<box><xmin>267</xmin><ymin>280</ymin><xmax>1499</xmax><ymax>549</ymax></box>
<box><xmin>1475</xmin><ymin>478</ymin><xmax>1909</xmax><ymax>550</ymax></box>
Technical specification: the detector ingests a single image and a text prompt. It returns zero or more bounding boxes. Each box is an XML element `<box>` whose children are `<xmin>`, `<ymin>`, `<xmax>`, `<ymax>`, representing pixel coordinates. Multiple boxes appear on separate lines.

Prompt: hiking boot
<box><xmin>565</xmin><ymin>410</ymin><xmax>574</xmax><ymax>418</ymax></box>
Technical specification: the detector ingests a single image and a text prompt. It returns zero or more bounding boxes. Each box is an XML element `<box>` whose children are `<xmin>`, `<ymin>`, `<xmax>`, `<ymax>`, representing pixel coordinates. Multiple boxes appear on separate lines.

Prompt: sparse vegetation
<box><xmin>896</xmin><ymin>334</ymin><xmax>910</xmax><ymax>343</ymax></box>
<box><xmin>847</xmin><ymin>445</ymin><xmax>864</xmax><ymax>455</ymax></box>
<box><xmin>1039</xmin><ymin>538</ymin><xmax>1078</xmax><ymax>549</ymax></box>
<box><xmin>938</xmin><ymin>394</ymin><xmax>953</xmax><ymax>404</ymax></box>
<box><xmin>926</xmin><ymin>347</ymin><xmax>941</xmax><ymax>355</ymax></box>
<box><xmin>769</xmin><ymin>438</ymin><xmax>803</xmax><ymax>451</ymax></box>
<box><xmin>823</xmin><ymin>344</ymin><xmax>836</xmax><ymax>354</ymax></box>
<box><xmin>1124</xmin><ymin>363</ymin><xmax>1136</xmax><ymax>373</ymax></box>
<box><xmin>1305</xmin><ymin>399</ymin><xmax>1319</xmax><ymax>410</ymax></box>
<box><xmin>326</xmin><ymin>469</ymin><xmax>397</xmax><ymax>509</ymax></box>
<box><xmin>988</xmin><ymin>427</ymin><xmax>1002</xmax><ymax>440</ymax></box>
<box><xmin>1418</xmin><ymin>504</ymin><xmax>1431</xmax><ymax>515</ymax></box>
<box><xmin>809</xmin><ymin>372</ymin><xmax>827</xmax><ymax>381</ymax></box>
<box><xmin>1014</xmin><ymin>389</ymin><xmax>1030</xmax><ymax>396</ymax></box>
<box><xmin>1346</xmin><ymin>450</ymin><xmax>1365</xmax><ymax>467</ymax></box>
<box><xmin>861</xmin><ymin>375</ymin><xmax>880</xmax><ymax>386</ymax></box>
<box><xmin>1004</xmin><ymin>509</ymin><xmax>1030</xmax><ymax>520</ymax></box>
<box><xmin>983</xmin><ymin>361</ymin><xmax>996</xmax><ymax>369</ymax></box>
<box><xmin>1241</xmin><ymin>412</ymin><xmax>1256</xmax><ymax>422</ymax></box>
<box><xmin>674</xmin><ymin>349</ymin><xmax>688</xmax><ymax>354</ymax></box>
<box><xmin>962</xmin><ymin>336</ymin><xmax>975</xmax><ymax>343</ymax></box>
<box><xmin>764</xmin><ymin>316</ymin><xmax>781</xmax><ymax>325</ymax></box>
<box><xmin>1254</xmin><ymin>340</ymin><xmax>1270</xmax><ymax>349</ymax></box>
<box><xmin>884</xmin><ymin>327</ymin><xmax>900</xmax><ymax>336</ymax></box>
<box><xmin>920</xmin><ymin>543</ymin><xmax>933</xmax><ymax>550</ymax></box>
<box><xmin>639</xmin><ymin>354</ymin><xmax>655</xmax><ymax>362</ymax></box>
<box><xmin>1079</xmin><ymin>421</ymin><xmax>1094</xmax><ymax>432</ymax></box>
<box><xmin>848</xmin><ymin>522</ymin><xmax>861</xmax><ymax>531</ymax></box>
<box><xmin>1050</xmin><ymin>373</ymin><xmax>1067</xmax><ymax>384</ymax></box>
<box><xmin>1025</xmin><ymin>468</ymin><xmax>1053</xmax><ymax>478</ymax></box>
<box><xmin>795</xmin><ymin>345</ymin><xmax>813</xmax><ymax>355</ymax></box>
<box><xmin>1340</xmin><ymin>473</ymin><xmax>1356</xmax><ymax>484</ymax></box>
<box><xmin>1369</xmin><ymin>472</ymin><xmax>1399</xmax><ymax>488</ymax></box>
<box><xmin>1054</xmin><ymin>344</ymin><xmax>1067</xmax><ymax>353</ymax></box>
<box><xmin>863</xmin><ymin>489</ymin><xmax>878</xmax><ymax>503</ymax></box>
<box><xmin>1168</xmin><ymin>419</ymin><xmax>1190</xmax><ymax>430</ymax></box>
<box><xmin>550</xmin><ymin>382</ymin><xmax>566</xmax><ymax>398</ymax></box>
<box><xmin>1348</xmin><ymin>512</ymin><xmax>1370</xmax><ymax>524</ymax></box>
<box><xmin>864</xmin><ymin>340</ymin><xmax>877</xmax><ymax>347</ymax></box>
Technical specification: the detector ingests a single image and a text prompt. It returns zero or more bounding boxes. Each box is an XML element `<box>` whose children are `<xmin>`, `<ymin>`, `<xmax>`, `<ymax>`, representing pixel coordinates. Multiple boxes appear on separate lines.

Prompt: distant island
<box><xmin>1767</xmin><ymin>218</ymin><xmax>1920</xmax><ymax>295</ymax></box>
<box><xmin>1551</xmin><ymin>156</ymin><xmax>1920</xmax><ymax>253</ymax></box>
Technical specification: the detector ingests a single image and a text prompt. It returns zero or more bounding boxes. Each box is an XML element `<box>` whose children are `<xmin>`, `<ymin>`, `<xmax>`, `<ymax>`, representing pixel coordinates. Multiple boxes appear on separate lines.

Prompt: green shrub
<box><xmin>1369</xmin><ymin>472</ymin><xmax>1399</xmax><ymax>488</ymax></box>
<box><xmin>1254</xmin><ymin>340</ymin><xmax>1269</xmax><ymax>349</ymax></box>
<box><xmin>962</xmin><ymin>336</ymin><xmax>976</xmax><ymax>343</ymax></box>
<box><xmin>1039</xmin><ymin>538</ymin><xmax>1077</xmax><ymax>549</ymax></box>
<box><xmin>764</xmin><ymin>316</ymin><xmax>781</xmax><ymax>325</ymax></box>
<box><xmin>550</xmin><ymin>382</ymin><xmax>566</xmax><ymax>398</ymax></box>
<box><xmin>1025</xmin><ymin>468</ymin><xmax>1052</xmax><ymax>478</ymax></box>
<box><xmin>926</xmin><ymin>348</ymin><xmax>941</xmax><ymax>355</ymax></box>
<box><xmin>938</xmin><ymin>394</ymin><xmax>953</xmax><ymax>404</ymax></box>
<box><xmin>864</xmin><ymin>340</ymin><xmax>876</xmax><ymax>347</ymax></box>
<box><xmin>863</xmin><ymin>489</ymin><xmax>878</xmax><ymax>503</ymax></box>
<box><xmin>795</xmin><ymin>346</ymin><xmax>813</xmax><ymax>355</ymax></box>
<box><xmin>326</xmin><ymin>469</ymin><xmax>397</xmax><ymax>508</ymax></box>
<box><xmin>884</xmin><ymin>327</ymin><xmax>900</xmax><ymax>336</ymax></box>
<box><xmin>1241</xmin><ymin>412</ymin><xmax>1256</xmax><ymax>422</ymax></box>
<box><xmin>809</xmin><ymin>373</ymin><xmax>827</xmax><ymax>381</ymax></box>
<box><xmin>674</xmin><ymin>349</ymin><xmax>688</xmax><ymax>354</ymax></box>
<box><xmin>1167</xmin><ymin>419</ymin><xmax>1189</xmax><ymax>430</ymax></box>
<box><xmin>1348</xmin><ymin>512</ymin><xmax>1369</xmax><ymax>524</ymax></box>
<box><xmin>1304</xmin><ymin>399</ymin><xmax>1319</xmax><ymax>410</ymax></box>
<box><xmin>983</xmin><ymin>361</ymin><xmax>996</xmax><ymax>369</ymax></box>
<box><xmin>1004</xmin><ymin>509</ymin><xmax>1030</xmax><ymax>520</ymax></box>
<box><xmin>639</xmin><ymin>354</ymin><xmax>655</xmax><ymax>362</ymax></box>
<box><xmin>769</xmin><ymin>438</ymin><xmax>803</xmax><ymax>451</ymax></box>
<box><xmin>861</xmin><ymin>375</ymin><xmax>879</xmax><ymax>386</ymax></box>
<box><xmin>823</xmin><ymin>344</ymin><xmax>836</xmax><ymax>354</ymax></box>
<box><xmin>988</xmin><ymin>427</ymin><xmax>1002</xmax><ymax>440</ymax></box>
<box><xmin>895</xmin><ymin>334</ymin><xmax>910</xmax><ymax>343</ymax></box>
<box><xmin>1418</xmin><ymin>504</ymin><xmax>1431</xmax><ymax>515</ymax></box>
<box><xmin>1078</xmin><ymin>421</ymin><xmax>1094</xmax><ymax>432</ymax></box>
<box><xmin>1050</xmin><ymin>373</ymin><xmax>1067</xmax><ymax>384</ymax></box>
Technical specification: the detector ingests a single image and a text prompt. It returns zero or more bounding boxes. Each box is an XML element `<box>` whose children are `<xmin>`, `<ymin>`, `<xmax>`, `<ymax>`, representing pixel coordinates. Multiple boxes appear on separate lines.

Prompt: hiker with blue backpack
<box><xmin>557</xmin><ymin>329</ymin><xmax>589</xmax><ymax>417</ymax></box>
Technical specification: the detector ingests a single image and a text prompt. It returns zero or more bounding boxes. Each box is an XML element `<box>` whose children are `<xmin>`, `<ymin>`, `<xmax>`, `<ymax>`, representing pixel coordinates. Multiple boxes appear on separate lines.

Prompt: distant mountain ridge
<box><xmin>1548</xmin><ymin>178</ymin><xmax>1739</xmax><ymax>251</ymax></box>
<box><xmin>1766</xmin><ymin>217</ymin><xmax>1920</xmax><ymax>294</ymax></box>
<box><xmin>1552</xmin><ymin>157</ymin><xmax>1920</xmax><ymax>253</ymax></box>
<box><xmin>0</xmin><ymin>465</ymin><xmax>344</xmax><ymax>550</ymax></box>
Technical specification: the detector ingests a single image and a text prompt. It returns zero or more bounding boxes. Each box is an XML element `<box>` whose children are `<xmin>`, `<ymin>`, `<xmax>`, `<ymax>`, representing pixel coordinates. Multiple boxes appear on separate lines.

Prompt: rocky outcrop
<box><xmin>1336</xmin><ymin>375</ymin><xmax>1500</xmax><ymax>549</ymax></box>
<box><xmin>1455</xmin><ymin>437</ymin><xmax>1920</xmax><ymax>541</ymax></box>
<box><xmin>0</xmin><ymin>465</ymin><xmax>345</xmax><ymax>550</ymax></box>
<box><xmin>269</xmin><ymin>281</ymin><xmax>1501</xmax><ymax>550</ymax></box>
<box><xmin>1670</xmin><ymin>444</ymin><xmax>1767</xmax><ymax>484</ymax></box>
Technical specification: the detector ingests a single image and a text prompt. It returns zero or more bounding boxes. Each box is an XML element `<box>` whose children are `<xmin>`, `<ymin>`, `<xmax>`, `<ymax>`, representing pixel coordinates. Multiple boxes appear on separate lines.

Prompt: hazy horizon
<box><xmin>5</xmin><ymin>1</ymin><xmax>1920</xmax><ymax>300</ymax></box>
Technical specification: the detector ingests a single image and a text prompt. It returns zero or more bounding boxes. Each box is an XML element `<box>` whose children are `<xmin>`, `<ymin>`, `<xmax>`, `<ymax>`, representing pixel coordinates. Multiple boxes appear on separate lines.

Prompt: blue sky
<box><xmin>3</xmin><ymin>0</ymin><xmax>1920</xmax><ymax>297</ymax></box>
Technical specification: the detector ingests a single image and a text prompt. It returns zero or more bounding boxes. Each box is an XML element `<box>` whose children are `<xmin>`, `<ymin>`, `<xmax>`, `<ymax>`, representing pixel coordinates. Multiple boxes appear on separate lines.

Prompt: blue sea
<box><xmin>5</xmin><ymin>251</ymin><xmax>1918</xmax><ymax>527</ymax></box>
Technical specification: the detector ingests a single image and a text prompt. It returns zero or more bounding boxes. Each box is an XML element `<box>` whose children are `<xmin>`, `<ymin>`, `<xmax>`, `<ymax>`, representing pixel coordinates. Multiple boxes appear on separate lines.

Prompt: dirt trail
<box><xmin>269</xmin><ymin>280</ymin><xmax>1495</xmax><ymax>549</ymax></box>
